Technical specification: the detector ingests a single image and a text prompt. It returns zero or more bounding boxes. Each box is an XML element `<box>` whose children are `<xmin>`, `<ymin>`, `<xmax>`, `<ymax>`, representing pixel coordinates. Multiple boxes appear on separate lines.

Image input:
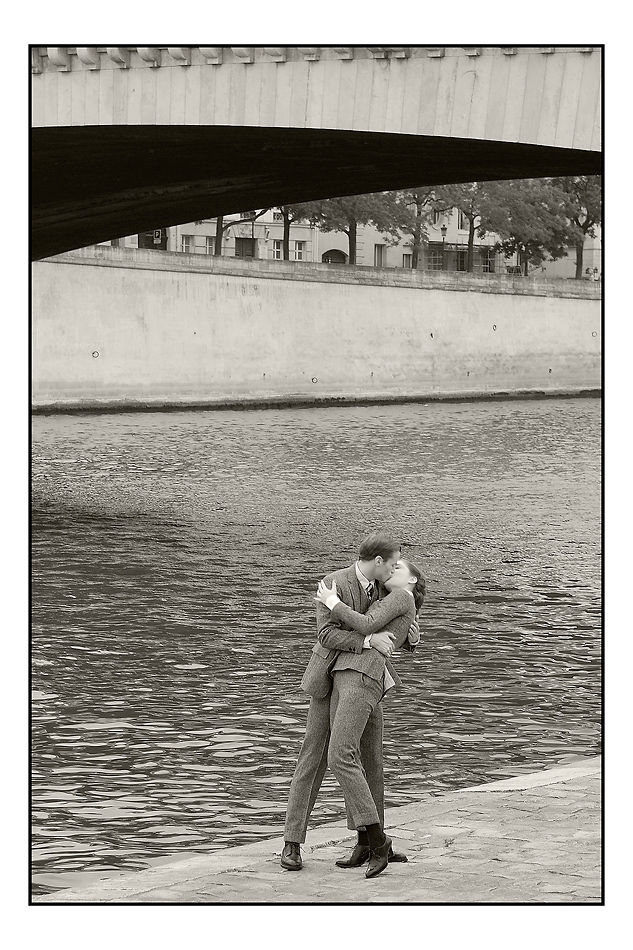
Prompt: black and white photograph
<box><xmin>26</xmin><ymin>36</ymin><xmax>604</xmax><ymax>918</ymax></box>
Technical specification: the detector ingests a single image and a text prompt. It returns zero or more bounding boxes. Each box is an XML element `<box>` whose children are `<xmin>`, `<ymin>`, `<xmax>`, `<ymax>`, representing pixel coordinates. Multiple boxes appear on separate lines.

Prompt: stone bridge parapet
<box><xmin>50</xmin><ymin>246</ymin><xmax>602</xmax><ymax>300</ymax></box>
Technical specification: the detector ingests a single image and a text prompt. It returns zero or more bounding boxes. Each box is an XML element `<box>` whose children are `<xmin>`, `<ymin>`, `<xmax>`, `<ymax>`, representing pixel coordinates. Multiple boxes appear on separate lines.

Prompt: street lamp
<box><xmin>440</xmin><ymin>224</ymin><xmax>447</xmax><ymax>270</ymax></box>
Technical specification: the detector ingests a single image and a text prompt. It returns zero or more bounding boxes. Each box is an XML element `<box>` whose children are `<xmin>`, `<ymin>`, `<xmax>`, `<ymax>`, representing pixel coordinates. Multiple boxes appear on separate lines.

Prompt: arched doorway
<box><xmin>322</xmin><ymin>249</ymin><xmax>348</xmax><ymax>264</ymax></box>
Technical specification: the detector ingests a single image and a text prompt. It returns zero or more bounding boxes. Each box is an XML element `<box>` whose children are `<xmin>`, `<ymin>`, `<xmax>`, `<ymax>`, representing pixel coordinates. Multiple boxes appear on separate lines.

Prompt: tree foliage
<box><xmin>287</xmin><ymin>193</ymin><xmax>408</xmax><ymax>264</ymax></box>
<box><xmin>430</xmin><ymin>182</ymin><xmax>498</xmax><ymax>272</ymax></box>
<box><xmin>276</xmin><ymin>204</ymin><xmax>314</xmax><ymax>260</ymax></box>
<box><xmin>480</xmin><ymin>179</ymin><xmax>586</xmax><ymax>275</ymax></box>
<box><xmin>394</xmin><ymin>189</ymin><xmax>436</xmax><ymax>268</ymax></box>
<box><xmin>431</xmin><ymin>178</ymin><xmax>601</xmax><ymax>276</ymax></box>
<box><xmin>551</xmin><ymin>176</ymin><xmax>602</xmax><ymax>277</ymax></box>
<box><xmin>215</xmin><ymin>176</ymin><xmax>601</xmax><ymax>275</ymax></box>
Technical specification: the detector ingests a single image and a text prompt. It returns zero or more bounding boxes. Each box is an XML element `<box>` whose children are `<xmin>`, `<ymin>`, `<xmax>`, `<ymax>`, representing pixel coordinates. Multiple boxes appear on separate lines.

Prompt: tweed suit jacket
<box><xmin>300</xmin><ymin>564</ymin><xmax>409</xmax><ymax>698</ymax></box>
<box><xmin>330</xmin><ymin>588</ymin><xmax>416</xmax><ymax>682</ymax></box>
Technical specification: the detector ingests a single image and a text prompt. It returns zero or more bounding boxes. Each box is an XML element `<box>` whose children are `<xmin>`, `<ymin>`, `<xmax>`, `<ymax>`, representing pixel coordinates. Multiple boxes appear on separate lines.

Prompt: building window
<box><xmin>235</xmin><ymin>237</ymin><xmax>256</xmax><ymax>258</ymax></box>
<box><xmin>374</xmin><ymin>244</ymin><xmax>385</xmax><ymax>267</ymax></box>
<box><xmin>457</xmin><ymin>210</ymin><xmax>469</xmax><ymax>231</ymax></box>
<box><xmin>272</xmin><ymin>240</ymin><xmax>283</xmax><ymax>260</ymax></box>
<box><xmin>241</xmin><ymin>211</ymin><xmax>257</xmax><ymax>220</ymax></box>
<box><xmin>272</xmin><ymin>211</ymin><xmax>284</xmax><ymax>221</ymax></box>
<box><xmin>402</xmin><ymin>253</ymin><xmax>412</xmax><ymax>268</ymax></box>
<box><xmin>294</xmin><ymin>241</ymin><xmax>305</xmax><ymax>261</ymax></box>
<box><xmin>482</xmin><ymin>249</ymin><xmax>496</xmax><ymax>273</ymax></box>
<box><xmin>427</xmin><ymin>246</ymin><xmax>444</xmax><ymax>270</ymax></box>
<box><xmin>432</xmin><ymin>209</ymin><xmax>442</xmax><ymax>225</ymax></box>
<box><xmin>205</xmin><ymin>236</ymin><xmax>214</xmax><ymax>255</ymax></box>
<box><xmin>181</xmin><ymin>235</ymin><xmax>195</xmax><ymax>253</ymax></box>
<box><xmin>457</xmin><ymin>250</ymin><xmax>468</xmax><ymax>272</ymax></box>
<box><xmin>110</xmin><ymin>238</ymin><xmax>121</xmax><ymax>247</ymax></box>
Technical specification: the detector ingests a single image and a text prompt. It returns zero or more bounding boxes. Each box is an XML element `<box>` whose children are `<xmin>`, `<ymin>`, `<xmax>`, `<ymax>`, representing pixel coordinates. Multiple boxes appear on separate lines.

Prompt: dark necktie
<box><xmin>366</xmin><ymin>583</ymin><xmax>374</xmax><ymax>601</ymax></box>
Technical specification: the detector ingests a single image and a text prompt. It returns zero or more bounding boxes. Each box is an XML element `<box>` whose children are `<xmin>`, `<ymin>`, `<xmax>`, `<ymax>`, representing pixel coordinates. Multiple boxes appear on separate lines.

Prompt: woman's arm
<box><xmin>328</xmin><ymin>590</ymin><xmax>410</xmax><ymax>635</ymax></box>
<box><xmin>316</xmin><ymin>601</ymin><xmax>366</xmax><ymax>653</ymax></box>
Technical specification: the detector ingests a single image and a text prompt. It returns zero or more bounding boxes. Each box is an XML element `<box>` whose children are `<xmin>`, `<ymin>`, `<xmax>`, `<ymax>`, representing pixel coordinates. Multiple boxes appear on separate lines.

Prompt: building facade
<box><xmin>103</xmin><ymin>207</ymin><xmax>601</xmax><ymax>279</ymax></box>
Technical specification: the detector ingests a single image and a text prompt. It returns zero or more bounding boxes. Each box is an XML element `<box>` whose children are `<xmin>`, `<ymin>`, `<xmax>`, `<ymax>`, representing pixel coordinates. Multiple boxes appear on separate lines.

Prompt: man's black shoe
<box><xmin>336</xmin><ymin>843</ymin><xmax>408</xmax><ymax>868</ymax></box>
<box><xmin>280</xmin><ymin>842</ymin><xmax>302</xmax><ymax>870</ymax></box>
<box><xmin>366</xmin><ymin>835</ymin><xmax>392</xmax><ymax>879</ymax></box>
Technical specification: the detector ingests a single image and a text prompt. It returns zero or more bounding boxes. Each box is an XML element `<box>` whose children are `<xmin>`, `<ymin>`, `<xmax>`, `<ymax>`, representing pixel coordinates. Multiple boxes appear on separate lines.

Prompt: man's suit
<box><xmin>284</xmin><ymin>564</ymin><xmax>396</xmax><ymax>843</ymax></box>
<box><xmin>324</xmin><ymin>585</ymin><xmax>416</xmax><ymax>830</ymax></box>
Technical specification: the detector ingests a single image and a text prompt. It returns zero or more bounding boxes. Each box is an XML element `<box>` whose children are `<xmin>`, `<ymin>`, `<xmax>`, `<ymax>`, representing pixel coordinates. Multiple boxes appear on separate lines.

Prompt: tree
<box><xmin>481</xmin><ymin>179</ymin><xmax>585</xmax><ymax>276</ymax></box>
<box><xmin>277</xmin><ymin>204</ymin><xmax>313</xmax><ymax>260</ymax></box>
<box><xmin>213</xmin><ymin>210</ymin><xmax>268</xmax><ymax>256</ymax></box>
<box><xmin>425</xmin><ymin>179</ymin><xmax>594</xmax><ymax>276</ymax></box>
<box><xmin>213</xmin><ymin>215</ymin><xmax>225</xmax><ymax>256</ymax></box>
<box><xmin>395</xmin><ymin>188</ymin><xmax>436</xmax><ymax>269</ymax></box>
<box><xmin>291</xmin><ymin>193</ymin><xmax>407</xmax><ymax>265</ymax></box>
<box><xmin>430</xmin><ymin>182</ymin><xmax>504</xmax><ymax>273</ymax></box>
<box><xmin>551</xmin><ymin>176</ymin><xmax>602</xmax><ymax>278</ymax></box>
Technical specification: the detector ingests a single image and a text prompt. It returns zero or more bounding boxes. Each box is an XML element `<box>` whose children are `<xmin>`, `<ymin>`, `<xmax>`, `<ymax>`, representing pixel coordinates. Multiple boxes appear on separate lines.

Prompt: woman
<box><xmin>314</xmin><ymin>558</ymin><xmax>425</xmax><ymax>878</ymax></box>
<box><xmin>315</xmin><ymin>557</ymin><xmax>425</xmax><ymax>651</ymax></box>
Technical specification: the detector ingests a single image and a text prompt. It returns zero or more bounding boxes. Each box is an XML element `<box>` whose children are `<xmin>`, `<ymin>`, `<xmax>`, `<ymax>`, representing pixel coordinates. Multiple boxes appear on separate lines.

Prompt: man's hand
<box><xmin>369</xmin><ymin>631</ymin><xmax>396</xmax><ymax>656</ymax></box>
<box><xmin>408</xmin><ymin>618</ymin><xmax>420</xmax><ymax>645</ymax></box>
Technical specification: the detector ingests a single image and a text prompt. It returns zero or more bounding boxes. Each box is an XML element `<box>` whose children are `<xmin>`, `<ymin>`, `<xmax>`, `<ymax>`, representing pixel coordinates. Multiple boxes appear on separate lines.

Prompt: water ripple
<box><xmin>31</xmin><ymin>398</ymin><xmax>601</xmax><ymax>895</ymax></box>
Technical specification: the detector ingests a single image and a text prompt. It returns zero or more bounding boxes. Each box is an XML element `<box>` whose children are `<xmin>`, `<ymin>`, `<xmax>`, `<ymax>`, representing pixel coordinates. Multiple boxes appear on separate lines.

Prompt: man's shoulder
<box><xmin>323</xmin><ymin>564</ymin><xmax>356</xmax><ymax>585</ymax></box>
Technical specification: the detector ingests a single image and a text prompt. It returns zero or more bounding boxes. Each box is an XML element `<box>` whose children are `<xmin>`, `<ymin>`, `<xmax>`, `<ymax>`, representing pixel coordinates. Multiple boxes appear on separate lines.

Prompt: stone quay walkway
<box><xmin>35</xmin><ymin>757</ymin><xmax>601</xmax><ymax>905</ymax></box>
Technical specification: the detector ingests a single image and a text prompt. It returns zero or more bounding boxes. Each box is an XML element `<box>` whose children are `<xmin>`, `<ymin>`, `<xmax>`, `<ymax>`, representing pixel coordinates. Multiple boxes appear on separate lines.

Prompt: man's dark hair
<box><xmin>358</xmin><ymin>531</ymin><xmax>401</xmax><ymax>562</ymax></box>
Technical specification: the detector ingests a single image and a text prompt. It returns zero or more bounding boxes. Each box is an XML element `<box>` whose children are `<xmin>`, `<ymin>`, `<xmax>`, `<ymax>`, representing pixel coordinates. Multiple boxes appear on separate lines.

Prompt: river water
<box><xmin>31</xmin><ymin>398</ymin><xmax>601</xmax><ymax>895</ymax></box>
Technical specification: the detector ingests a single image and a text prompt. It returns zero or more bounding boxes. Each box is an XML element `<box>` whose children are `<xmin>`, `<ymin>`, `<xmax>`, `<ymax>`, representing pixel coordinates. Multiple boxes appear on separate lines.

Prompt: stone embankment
<box><xmin>32</xmin><ymin>247</ymin><xmax>601</xmax><ymax>412</ymax></box>
<box><xmin>35</xmin><ymin>756</ymin><xmax>601</xmax><ymax>904</ymax></box>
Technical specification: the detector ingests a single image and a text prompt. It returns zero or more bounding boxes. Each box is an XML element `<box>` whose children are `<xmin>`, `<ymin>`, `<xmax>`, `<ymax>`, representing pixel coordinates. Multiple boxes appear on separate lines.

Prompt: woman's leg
<box><xmin>283</xmin><ymin>693</ymin><xmax>331</xmax><ymax>844</ymax></box>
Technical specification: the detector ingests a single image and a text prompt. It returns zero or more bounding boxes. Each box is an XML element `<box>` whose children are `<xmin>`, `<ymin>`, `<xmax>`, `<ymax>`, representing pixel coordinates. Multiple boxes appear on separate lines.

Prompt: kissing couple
<box><xmin>281</xmin><ymin>531</ymin><xmax>425</xmax><ymax>879</ymax></box>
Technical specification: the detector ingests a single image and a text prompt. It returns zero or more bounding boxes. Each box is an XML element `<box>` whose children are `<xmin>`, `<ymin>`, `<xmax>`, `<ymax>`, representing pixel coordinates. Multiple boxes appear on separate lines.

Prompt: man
<box><xmin>281</xmin><ymin>531</ymin><xmax>418</xmax><ymax>872</ymax></box>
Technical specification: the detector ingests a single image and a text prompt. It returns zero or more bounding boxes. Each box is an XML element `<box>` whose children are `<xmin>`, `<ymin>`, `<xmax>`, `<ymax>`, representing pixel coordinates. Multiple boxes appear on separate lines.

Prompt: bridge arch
<box><xmin>31</xmin><ymin>46</ymin><xmax>602</xmax><ymax>260</ymax></box>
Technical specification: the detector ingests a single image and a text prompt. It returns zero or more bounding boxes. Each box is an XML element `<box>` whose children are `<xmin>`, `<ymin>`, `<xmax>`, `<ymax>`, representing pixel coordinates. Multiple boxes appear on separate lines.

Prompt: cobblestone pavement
<box><xmin>34</xmin><ymin>757</ymin><xmax>601</xmax><ymax>905</ymax></box>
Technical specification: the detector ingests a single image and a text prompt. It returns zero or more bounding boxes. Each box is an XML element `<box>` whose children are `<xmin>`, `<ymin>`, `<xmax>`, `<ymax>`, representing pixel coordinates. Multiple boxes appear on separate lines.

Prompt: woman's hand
<box><xmin>314</xmin><ymin>579</ymin><xmax>337</xmax><ymax>607</ymax></box>
<box><xmin>407</xmin><ymin>617</ymin><xmax>420</xmax><ymax>645</ymax></box>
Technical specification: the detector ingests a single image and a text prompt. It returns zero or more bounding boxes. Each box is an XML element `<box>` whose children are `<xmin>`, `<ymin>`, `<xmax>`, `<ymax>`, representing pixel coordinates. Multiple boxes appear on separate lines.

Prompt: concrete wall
<box><xmin>32</xmin><ymin>247</ymin><xmax>601</xmax><ymax>410</ymax></box>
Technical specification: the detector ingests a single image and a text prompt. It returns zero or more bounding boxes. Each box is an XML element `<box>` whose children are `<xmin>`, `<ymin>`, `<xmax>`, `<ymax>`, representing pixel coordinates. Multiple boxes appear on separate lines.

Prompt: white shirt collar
<box><xmin>355</xmin><ymin>561</ymin><xmax>373</xmax><ymax>591</ymax></box>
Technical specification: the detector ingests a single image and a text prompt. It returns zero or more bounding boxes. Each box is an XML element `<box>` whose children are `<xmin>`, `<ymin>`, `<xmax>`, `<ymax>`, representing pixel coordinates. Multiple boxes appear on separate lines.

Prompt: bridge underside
<box><xmin>31</xmin><ymin>125</ymin><xmax>602</xmax><ymax>261</ymax></box>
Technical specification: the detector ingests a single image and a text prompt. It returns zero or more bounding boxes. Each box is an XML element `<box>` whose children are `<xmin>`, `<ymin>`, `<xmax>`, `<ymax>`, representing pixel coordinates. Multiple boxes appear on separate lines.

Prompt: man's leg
<box><xmin>335</xmin><ymin>693</ymin><xmax>407</xmax><ymax>869</ymax></box>
<box><xmin>327</xmin><ymin>671</ymin><xmax>383</xmax><ymax>831</ymax></box>
<box><xmin>334</xmin><ymin>692</ymin><xmax>384</xmax><ymax>833</ymax></box>
<box><xmin>283</xmin><ymin>693</ymin><xmax>331</xmax><ymax>845</ymax></box>
<box><xmin>359</xmin><ymin>702</ymin><xmax>384</xmax><ymax>828</ymax></box>
<box><xmin>342</xmin><ymin>704</ymin><xmax>383</xmax><ymax>835</ymax></box>
<box><xmin>328</xmin><ymin>673</ymin><xmax>395</xmax><ymax>879</ymax></box>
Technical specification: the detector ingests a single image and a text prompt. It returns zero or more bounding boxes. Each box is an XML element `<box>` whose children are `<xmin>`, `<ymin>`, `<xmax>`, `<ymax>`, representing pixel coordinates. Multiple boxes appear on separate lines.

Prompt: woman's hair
<box><xmin>401</xmin><ymin>558</ymin><xmax>426</xmax><ymax>612</ymax></box>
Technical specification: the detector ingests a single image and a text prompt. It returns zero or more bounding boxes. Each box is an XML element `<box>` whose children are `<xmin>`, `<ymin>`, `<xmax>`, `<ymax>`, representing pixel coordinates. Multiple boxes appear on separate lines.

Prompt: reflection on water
<box><xmin>31</xmin><ymin>398</ymin><xmax>601</xmax><ymax>895</ymax></box>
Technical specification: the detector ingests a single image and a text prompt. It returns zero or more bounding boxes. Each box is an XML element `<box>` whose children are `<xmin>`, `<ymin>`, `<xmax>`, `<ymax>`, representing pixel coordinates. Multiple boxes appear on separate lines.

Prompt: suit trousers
<box><xmin>327</xmin><ymin>670</ymin><xmax>385</xmax><ymax>830</ymax></box>
<box><xmin>283</xmin><ymin>685</ymin><xmax>384</xmax><ymax>843</ymax></box>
